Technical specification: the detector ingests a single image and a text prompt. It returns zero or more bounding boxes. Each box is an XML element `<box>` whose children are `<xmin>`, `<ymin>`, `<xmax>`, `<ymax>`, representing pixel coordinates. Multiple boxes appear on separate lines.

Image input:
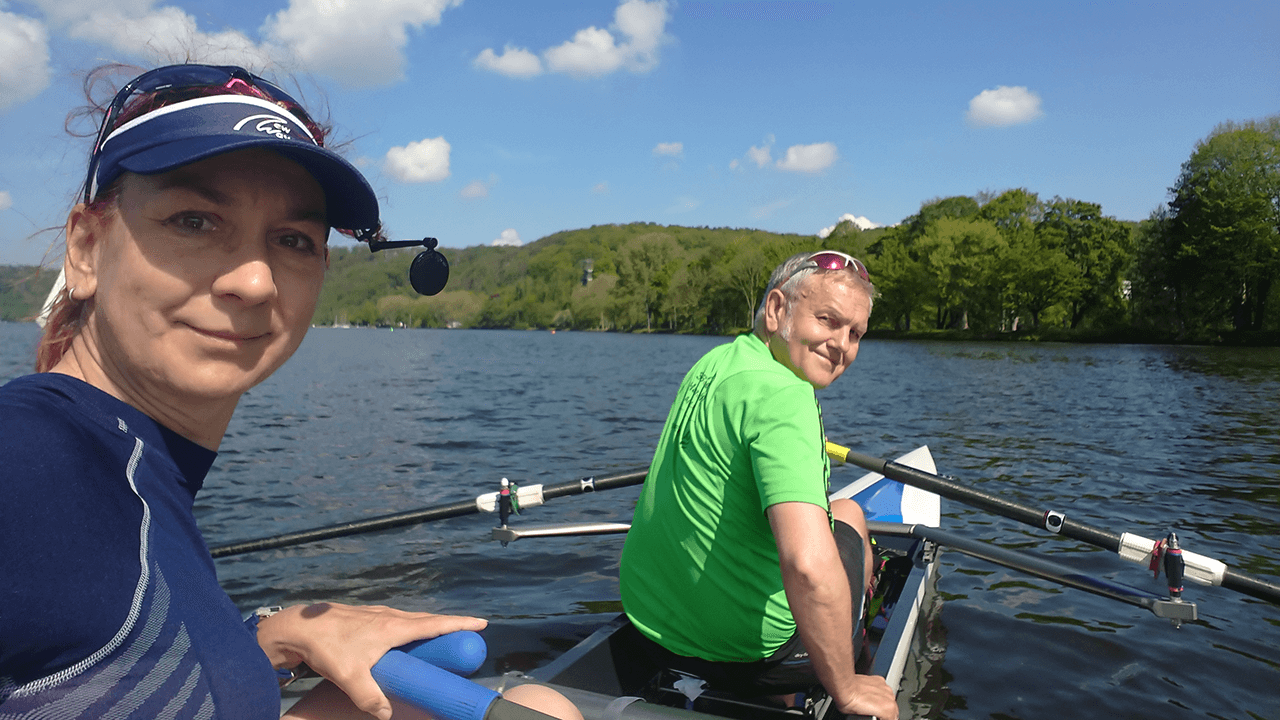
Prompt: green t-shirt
<box><xmin>619</xmin><ymin>333</ymin><xmax>831</xmax><ymax>662</ymax></box>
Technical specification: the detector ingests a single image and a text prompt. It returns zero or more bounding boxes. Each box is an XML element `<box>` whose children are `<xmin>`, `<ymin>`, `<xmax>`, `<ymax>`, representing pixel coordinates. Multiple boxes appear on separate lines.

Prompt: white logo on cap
<box><xmin>234</xmin><ymin>114</ymin><xmax>294</xmax><ymax>140</ymax></box>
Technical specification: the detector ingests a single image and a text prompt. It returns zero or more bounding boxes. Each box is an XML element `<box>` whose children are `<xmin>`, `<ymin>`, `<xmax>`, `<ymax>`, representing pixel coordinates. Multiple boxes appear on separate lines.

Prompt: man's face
<box><xmin>764</xmin><ymin>273</ymin><xmax>871</xmax><ymax>389</ymax></box>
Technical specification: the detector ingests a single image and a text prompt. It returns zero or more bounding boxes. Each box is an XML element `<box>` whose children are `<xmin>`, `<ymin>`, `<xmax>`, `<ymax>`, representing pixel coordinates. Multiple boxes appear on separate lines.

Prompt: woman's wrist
<box><xmin>252</xmin><ymin>605</ymin><xmax>309</xmax><ymax>672</ymax></box>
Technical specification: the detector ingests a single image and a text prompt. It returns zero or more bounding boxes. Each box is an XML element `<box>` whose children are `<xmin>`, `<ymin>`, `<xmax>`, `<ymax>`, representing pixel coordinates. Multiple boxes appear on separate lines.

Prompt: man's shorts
<box><xmin>634</xmin><ymin>520</ymin><xmax>867</xmax><ymax>696</ymax></box>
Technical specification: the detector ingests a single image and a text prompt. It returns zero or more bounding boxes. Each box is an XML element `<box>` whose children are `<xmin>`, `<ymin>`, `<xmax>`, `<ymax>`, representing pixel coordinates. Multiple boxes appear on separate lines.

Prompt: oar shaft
<box><xmin>210</xmin><ymin>468</ymin><xmax>647</xmax><ymax>558</ymax></box>
<box><xmin>872</xmin><ymin>521</ymin><xmax>1194</xmax><ymax>620</ymax></box>
<box><xmin>211</xmin><ymin>499</ymin><xmax>478</xmax><ymax>558</ymax></box>
<box><xmin>839</xmin><ymin>447</ymin><xmax>1123</xmax><ymax>551</ymax></box>
<box><xmin>834</xmin><ymin>444</ymin><xmax>1280</xmax><ymax>606</ymax></box>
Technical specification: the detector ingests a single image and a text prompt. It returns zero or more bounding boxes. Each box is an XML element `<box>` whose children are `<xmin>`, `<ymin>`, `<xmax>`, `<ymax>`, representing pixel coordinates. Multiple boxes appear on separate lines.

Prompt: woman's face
<box><xmin>74</xmin><ymin>148</ymin><xmax>329</xmax><ymax>410</ymax></box>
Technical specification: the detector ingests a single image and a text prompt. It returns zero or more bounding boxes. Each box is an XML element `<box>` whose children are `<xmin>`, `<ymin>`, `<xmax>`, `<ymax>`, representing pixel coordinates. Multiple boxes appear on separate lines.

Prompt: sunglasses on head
<box><xmin>794</xmin><ymin>251</ymin><xmax>871</xmax><ymax>282</ymax></box>
<box><xmin>84</xmin><ymin>64</ymin><xmax>321</xmax><ymax>204</ymax></box>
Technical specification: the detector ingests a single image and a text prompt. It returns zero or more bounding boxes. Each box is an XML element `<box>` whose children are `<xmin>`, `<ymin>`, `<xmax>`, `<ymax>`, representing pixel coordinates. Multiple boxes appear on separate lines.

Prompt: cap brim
<box><xmin>120</xmin><ymin>135</ymin><xmax>379</xmax><ymax>233</ymax></box>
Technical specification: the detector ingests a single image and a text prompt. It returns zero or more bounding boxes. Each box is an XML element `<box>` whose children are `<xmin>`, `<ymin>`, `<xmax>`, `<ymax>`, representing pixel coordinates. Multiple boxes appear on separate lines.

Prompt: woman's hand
<box><xmin>257</xmin><ymin>602</ymin><xmax>487</xmax><ymax>720</ymax></box>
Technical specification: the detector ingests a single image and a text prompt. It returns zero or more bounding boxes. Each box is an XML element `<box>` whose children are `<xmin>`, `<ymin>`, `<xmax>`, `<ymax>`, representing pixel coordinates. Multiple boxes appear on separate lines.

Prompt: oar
<box><xmin>491</xmin><ymin>522</ymin><xmax>631</xmax><ymax>544</ymax></box>
<box><xmin>868</xmin><ymin>521</ymin><xmax>1197</xmax><ymax>623</ymax></box>
<box><xmin>828</xmin><ymin>442</ymin><xmax>1280</xmax><ymax>606</ymax></box>
<box><xmin>210</xmin><ymin>469</ymin><xmax>647</xmax><ymax>558</ymax></box>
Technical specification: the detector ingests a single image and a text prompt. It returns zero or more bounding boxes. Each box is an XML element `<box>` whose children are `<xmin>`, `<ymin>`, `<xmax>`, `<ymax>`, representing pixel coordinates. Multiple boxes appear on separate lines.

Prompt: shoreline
<box><xmin>6</xmin><ymin>319</ymin><xmax>1277</xmax><ymax>347</ymax></box>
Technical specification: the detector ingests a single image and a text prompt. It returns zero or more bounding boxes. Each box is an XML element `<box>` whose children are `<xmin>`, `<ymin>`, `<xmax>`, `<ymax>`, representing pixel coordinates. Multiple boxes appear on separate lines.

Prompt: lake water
<box><xmin>2</xmin><ymin>323</ymin><xmax>1277</xmax><ymax>719</ymax></box>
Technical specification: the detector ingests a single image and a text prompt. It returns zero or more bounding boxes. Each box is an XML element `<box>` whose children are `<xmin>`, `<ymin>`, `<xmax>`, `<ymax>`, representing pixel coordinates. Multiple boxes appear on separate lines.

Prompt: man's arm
<box><xmin>767</xmin><ymin>502</ymin><xmax>898</xmax><ymax>720</ymax></box>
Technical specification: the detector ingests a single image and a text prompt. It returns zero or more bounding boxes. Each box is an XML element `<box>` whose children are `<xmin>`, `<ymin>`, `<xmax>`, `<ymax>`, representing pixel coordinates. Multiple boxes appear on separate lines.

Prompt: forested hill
<box><xmin>315</xmin><ymin>221</ymin><xmax>883</xmax><ymax>334</ymax></box>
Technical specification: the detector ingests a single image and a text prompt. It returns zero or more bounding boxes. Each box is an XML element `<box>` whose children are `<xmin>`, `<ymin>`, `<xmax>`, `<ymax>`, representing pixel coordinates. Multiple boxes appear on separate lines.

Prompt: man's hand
<box><xmin>769</xmin><ymin>501</ymin><xmax>897</xmax><ymax>720</ymax></box>
<box><xmin>833</xmin><ymin>674</ymin><xmax>899</xmax><ymax>720</ymax></box>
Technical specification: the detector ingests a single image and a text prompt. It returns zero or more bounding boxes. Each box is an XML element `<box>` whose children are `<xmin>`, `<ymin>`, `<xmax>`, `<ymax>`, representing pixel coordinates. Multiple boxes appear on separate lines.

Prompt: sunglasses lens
<box><xmin>812</xmin><ymin>253</ymin><xmax>849</xmax><ymax>270</ymax></box>
<box><xmin>809</xmin><ymin>252</ymin><xmax>869</xmax><ymax>281</ymax></box>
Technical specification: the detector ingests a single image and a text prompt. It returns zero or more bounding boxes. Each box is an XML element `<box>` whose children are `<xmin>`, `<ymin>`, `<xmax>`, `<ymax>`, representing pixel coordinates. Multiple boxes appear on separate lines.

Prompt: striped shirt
<box><xmin>1</xmin><ymin>373</ymin><xmax>279</xmax><ymax>719</ymax></box>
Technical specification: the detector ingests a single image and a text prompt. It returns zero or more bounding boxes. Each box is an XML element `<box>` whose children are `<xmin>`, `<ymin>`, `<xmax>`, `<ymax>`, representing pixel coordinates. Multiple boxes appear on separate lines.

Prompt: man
<box><xmin>619</xmin><ymin>251</ymin><xmax>898</xmax><ymax>720</ymax></box>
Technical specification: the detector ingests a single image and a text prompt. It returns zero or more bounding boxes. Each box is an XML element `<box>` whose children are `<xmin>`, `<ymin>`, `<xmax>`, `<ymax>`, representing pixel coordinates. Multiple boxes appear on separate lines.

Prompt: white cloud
<box><xmin>0</xmin><ymin>11</ymin><xmax>50</xmax><ymax>112</ymax></box>
<box><xmin>777</xmin><ymin>142</ymin><xmax>838</xmax><ymax>174</ymax></box>
<box><xmin>746</xmin><ymin>135</ymin><xmax>774</xmax><ymax>168</ymax></box>
<box><xmin>966</xmin><ymin>85</ymin><xmax>1044</xmax><ymax>127</ymax></box>
<box><xmin>263</xmin><ymin>0</ymin><xmax>463</xmax><ymax>87</ymax></box>
<box><xmin>0</xmin><ymin>190</ymin><xmax>12</xmax><ymax>211</ymax></box>
<box><xmin>729</xmin><ymin>159</ymin><xmax>740</xmax><ymax>171</ymax></box>
<box><xmin>592</xmin><ymin>181</ymin><xmax>610</xmax><ymax>194</ymax></box>
<box><xmin>29</xmin><ymin>0</ymin><xmax>271</xmax><ymax>69</ymax></box>
<box><xmin>818</xmin><ymin>213</ymin><xmax>882</xmax><ymax>238</ymax></box>
<box><xmin>384</xmin><ymin>137</ymin><xmax>451</xmax><ymax>183</ymax></box>
<box><xmin>473</xmin><ymin>46</ymin><xmax>543</xmax><ymax>78</ymax></box>
<box><xmin>479</xmin><ymin>0</ymin><xmax>669</xmax><ymax>79</ymax></box>
<box><xmin>653</xmin><ymin>141</ymin><xmax>683</xmax><ymax>157</ymax></box>
<box><xmin>22</xmin><ymin>0</ymin><xmax>465</xmax><ymax>89</ymax></box>
<box><xmin>460</xmin><ymin>180</ymin><xmax>488</xmax><ymax>198</ymax></box>
<box><xmin>544</xmin><ymin>26</ymin><xmax>624</xmax><ymax>78</ymax></box>
<box><xmin>491</xmin><ymin>229</ymin><xmax>522</xmax><ymax>247</ymax></box>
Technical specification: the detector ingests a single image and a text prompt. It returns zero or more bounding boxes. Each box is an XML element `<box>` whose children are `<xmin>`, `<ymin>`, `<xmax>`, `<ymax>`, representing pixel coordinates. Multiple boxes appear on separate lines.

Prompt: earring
<box><xmin>67</xmin><ymin>286</ymin><xmax>77</xmax><ymax>301</ymax></box>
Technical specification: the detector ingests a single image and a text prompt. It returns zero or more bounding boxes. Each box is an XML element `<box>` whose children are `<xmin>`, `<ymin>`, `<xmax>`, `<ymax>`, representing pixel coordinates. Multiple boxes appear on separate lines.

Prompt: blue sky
<box><xmin>1</xmin><ymin>0</ymin><xmax>1277</xmax><ymax>265</ymax></box>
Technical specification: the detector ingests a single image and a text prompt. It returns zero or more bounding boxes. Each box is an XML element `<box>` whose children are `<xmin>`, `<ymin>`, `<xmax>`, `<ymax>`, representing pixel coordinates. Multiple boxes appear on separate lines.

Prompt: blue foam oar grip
<box><xmin>372</xmin><ymin>650</ymin><xmax>499</xmax><ymax>720</ymax></box>
<box><xmin>396</xmin><ymin>630</ymin><xmax>488</xmax><ymax>676</ymax></box>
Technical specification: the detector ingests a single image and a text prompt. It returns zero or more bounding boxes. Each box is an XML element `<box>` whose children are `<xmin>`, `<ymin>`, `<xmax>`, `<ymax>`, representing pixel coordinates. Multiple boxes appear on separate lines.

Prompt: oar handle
<box><xmin>397</xmin><ymin>630</ymin><xmax>488</xmax><ymax>676</ymax></box>
<box><xmin>373</xmin><ymin>651</ymin><xmax>499</xmax><ymax>720</ymax></box>
<box><xmin>372</xmin><ymin>646</ymin><xmax>561</xmax><ymax>720</ymax></box>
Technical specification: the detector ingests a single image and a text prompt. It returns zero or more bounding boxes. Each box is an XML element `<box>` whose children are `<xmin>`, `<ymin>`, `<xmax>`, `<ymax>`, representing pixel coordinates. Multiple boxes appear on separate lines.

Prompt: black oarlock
<box><xmin>496</xmin><ymin>479</ymin><xmax>513</xmax><ymax>548</ymax></box>
<box><xmin>498</xmin><ymin>479</ymin><xmax>512</xmax><ymax>530</ymax></box>
<box><xmin>1164</xmin><ymin>532</ymin><xmax>1186</xmax><ymax>599</ymax></box>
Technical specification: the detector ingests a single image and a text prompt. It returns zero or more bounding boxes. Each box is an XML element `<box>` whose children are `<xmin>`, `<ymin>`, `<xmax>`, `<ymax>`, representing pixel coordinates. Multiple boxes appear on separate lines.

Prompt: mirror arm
<box><xmin>369</xmin><ymin>237</ymin><xmax>440</xmax><ymax>253</ymax></box>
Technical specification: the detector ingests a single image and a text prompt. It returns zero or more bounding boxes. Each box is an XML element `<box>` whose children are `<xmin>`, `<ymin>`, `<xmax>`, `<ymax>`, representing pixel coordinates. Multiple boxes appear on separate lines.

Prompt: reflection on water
<box><xmin>2</xmin><ymin>323</ymin><xmax>1277</xmax><ymax>719</ymax></box>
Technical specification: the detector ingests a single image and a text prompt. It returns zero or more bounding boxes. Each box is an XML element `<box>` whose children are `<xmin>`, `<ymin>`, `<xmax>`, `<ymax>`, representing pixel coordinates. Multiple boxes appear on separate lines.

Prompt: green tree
<box><xmin>1038</xmin><ymin>198</ymin><xmax>1133</xmax><ymax>328</ymax></box>
<box><xmin>614</xmin><ymin>233</ymin><xmax>681</xmax><ymax>331</ymax></box>
<box><xmin>1001</xmin><ymin>230</ymin><xmax>1077</xmax><ymax>329</ymax></box>
<box><xmin>867</xmin><ymin>227</ymin><xmax>931</xmax><ymax>330</ymax></box>
<box><xmin>571</xmin><ymin>273</ymin><xmax>618</xmax><ymax>330</ymax></box>
<box><xmin>722</xmin><ymin>242</ymin><xmax>769</xmax><ymax>329</ymax></box>
<box><xmin>916</xmin><ymin>217</ymin><xmax>1007</xmax><ymax>329</ymax></box>
<box><xmin>1159</xmin><ymin>117</ymin><xmax>1280</xmax><ymax>331</ymax></box>
<box><xmin>978</xmin><ymin>188</ymin><xmax>1043</xmax><ymax>235</ymax></box>
<box><xmin>664</xmin><ymin>249</ymin><xmax>715</xmax><ymax>332</ymax></box>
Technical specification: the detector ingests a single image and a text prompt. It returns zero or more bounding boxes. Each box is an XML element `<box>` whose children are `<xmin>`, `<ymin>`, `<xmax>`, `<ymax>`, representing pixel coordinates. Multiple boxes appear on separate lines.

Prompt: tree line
<box><xmin>4</xmin><ymin>115</ymin><xmax>1276</xmax><ymax>342</ymax></box>
<box><xmin>309</xmin><ymin>115</ymin><xmax>1276</xmax><ymax>341</ymax></box>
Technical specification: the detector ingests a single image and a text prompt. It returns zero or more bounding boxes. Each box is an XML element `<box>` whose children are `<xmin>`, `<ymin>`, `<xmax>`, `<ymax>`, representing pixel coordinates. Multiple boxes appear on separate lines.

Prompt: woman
<box><xmin>0</xmin><ymin>64</ymin><xmax>575</xmax><ymax>720</ymax></box>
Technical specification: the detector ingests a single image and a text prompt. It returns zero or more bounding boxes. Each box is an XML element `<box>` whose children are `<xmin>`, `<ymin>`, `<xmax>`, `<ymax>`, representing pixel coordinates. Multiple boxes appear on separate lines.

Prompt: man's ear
<box><xmin>763</xmin><ymin>288</ymin><xmax>787</xmax><ymax>335</ymax></box>
<box><xmin>63</xmin><ymin>204</ymin><xmax>106</xmax><ymax>300</ymax></box>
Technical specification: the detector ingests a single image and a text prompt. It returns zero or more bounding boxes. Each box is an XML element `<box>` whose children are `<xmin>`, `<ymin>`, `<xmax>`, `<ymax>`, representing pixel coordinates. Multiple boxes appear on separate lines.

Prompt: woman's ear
<box><xmin>763</xmin><ymin>287</ymin><xmax>787</xmax><ymax>335</ymax></box>
<box><xmin>63</xmin><ymin>204</ymin><xmax>105</xmax><ymax>300</ymax></box>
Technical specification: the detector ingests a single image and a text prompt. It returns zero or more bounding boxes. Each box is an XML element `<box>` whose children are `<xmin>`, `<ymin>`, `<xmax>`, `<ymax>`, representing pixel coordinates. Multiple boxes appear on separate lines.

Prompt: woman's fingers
<box><xmin>259</xmin><ymin>602</ymin><xmax>490</xmax><ymax>717</ymax></box>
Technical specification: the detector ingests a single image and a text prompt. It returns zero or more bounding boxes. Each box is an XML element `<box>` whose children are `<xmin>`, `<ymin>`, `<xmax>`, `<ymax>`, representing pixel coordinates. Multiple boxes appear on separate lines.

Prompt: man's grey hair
<box><xmin>752</xmin><ymin>251</ymin><xmax>876</xmax><ymax>331</ymax></box>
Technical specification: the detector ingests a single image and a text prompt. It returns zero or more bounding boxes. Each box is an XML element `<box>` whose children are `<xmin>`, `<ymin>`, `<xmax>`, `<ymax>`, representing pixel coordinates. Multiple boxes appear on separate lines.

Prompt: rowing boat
<box><xmin>267</xmin><ymin>438</ymin><xmax>1280</xmax><ymax>720</ymax></box>
<box><xmin>468</xmin><ymin>445</ymin><xmax>944</xmax><ymax>720</ymax></box>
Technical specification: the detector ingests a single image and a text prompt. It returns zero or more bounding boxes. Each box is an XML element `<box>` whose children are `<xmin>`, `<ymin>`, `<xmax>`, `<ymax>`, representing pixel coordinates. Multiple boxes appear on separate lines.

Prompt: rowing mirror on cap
<box><xmin>368</xmin><ymin>236</ymin><xmax>450</xmax><ymax>296</ymax></box>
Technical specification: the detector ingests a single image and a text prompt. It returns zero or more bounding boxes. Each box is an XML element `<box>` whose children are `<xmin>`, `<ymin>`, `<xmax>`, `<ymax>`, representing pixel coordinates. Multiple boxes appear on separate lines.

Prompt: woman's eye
<box><xmin>171</xmin><ymin>213</ymin><xmax>215</xmax><ymax>231</ymax></box>
<box><xmin>277</xmin><ymin>233</ymin><xmax>318</xmax><ymax>254</ymax></box>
